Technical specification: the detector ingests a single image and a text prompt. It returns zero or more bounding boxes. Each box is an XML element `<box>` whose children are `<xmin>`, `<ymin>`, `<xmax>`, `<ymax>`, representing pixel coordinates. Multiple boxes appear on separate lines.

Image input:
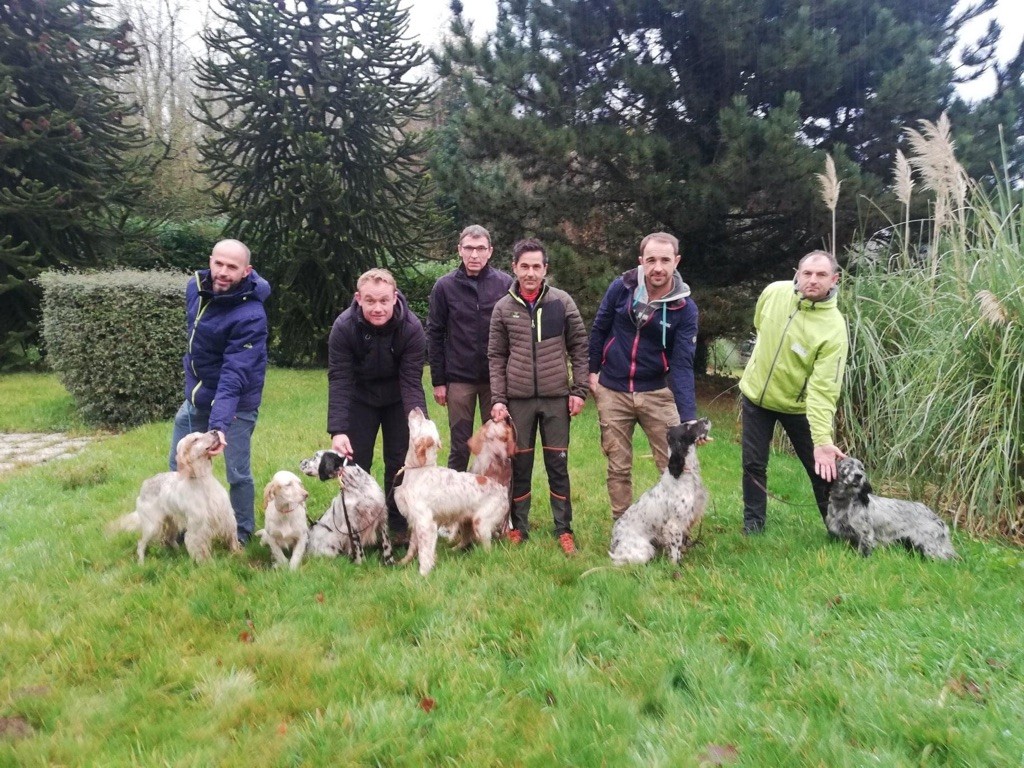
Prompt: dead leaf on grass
<box><xmin>947</xmin><ymin>675</ymin><xmax>985</xmax><ymax>702</ymax></box>
<box><xmin>419</xmin><ymin>697</ymin><xmax>435</xmax><ymax>713</ymax></box>
<box><xmin>697</xmin><ymin>743</ymin><xmax>739</xmax><ymax>766</ymax></box>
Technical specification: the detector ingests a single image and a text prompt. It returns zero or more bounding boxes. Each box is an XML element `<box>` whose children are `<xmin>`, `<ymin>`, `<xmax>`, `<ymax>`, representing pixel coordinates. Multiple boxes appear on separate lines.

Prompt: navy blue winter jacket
<box><xmin>183</xmin><ymin>268</ymin><xmax>271</xmax><ymax>432</ymax></box>
<box><xmin>588</xmin><ymin>267</ymin><xmax>698</xmax><ymax>421</ymax></box>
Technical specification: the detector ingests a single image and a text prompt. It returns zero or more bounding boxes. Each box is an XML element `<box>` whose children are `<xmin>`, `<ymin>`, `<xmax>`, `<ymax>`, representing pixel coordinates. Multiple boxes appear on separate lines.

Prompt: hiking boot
<box><xmin>506</xmin><ymin>529</ymin><xmax>524</xmax><ymax>545</ymax></box>
<box><xmin>558</xmin><ymin>532</ymin><xmax>577</xmax><ymax>556</ymax></box>
<box><xmin>742</xmin><ymin>520</ymin><xmax>764</xmax><ymax>536</ymax></box>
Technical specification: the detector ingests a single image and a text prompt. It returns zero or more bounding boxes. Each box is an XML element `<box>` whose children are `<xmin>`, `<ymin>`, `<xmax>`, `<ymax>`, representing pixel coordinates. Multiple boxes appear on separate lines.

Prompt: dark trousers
<box><xmin>348</xmin><ymin>399</ymin><xmax>409</xmax><ymax>535</ymax></box>
<box><xmin>507</xmin><ymin>396</ymin><xmax>573</xmax><ymax>538</ymax></box>
<box><xmin>741</xmin><ymin>395</ymin><xmax>830</xmax><ymax>529</ymax></box>
<box><xmin>445</xmin><ymin>382</ymin><xmax>492</xmax><ymax>471</ymax></box>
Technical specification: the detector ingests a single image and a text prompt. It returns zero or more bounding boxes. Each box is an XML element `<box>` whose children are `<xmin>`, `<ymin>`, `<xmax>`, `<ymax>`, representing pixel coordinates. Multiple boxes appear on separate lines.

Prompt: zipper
<box><xmin>755</xmin><ymin>304</ymin><xmax>800</xmax><ymax>406</ymax></box>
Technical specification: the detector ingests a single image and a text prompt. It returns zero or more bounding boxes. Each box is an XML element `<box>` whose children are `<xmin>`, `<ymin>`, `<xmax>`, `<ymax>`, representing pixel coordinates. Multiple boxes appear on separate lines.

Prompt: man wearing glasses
<box><xmin>426</xmin><ymin>225</ymin><xmax>513</xmax><ymax>470</ymax></box>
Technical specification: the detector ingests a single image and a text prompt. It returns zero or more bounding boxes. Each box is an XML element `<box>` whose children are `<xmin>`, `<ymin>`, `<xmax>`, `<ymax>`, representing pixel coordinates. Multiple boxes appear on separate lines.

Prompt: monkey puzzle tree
<box><xmin>0</xmin><ymin>0</ymin><xmax>148</xmax><ymax>366</ymax></box>
<box><xmin>195</xmin><ymin>0</ymin><xmax>443</xmax><ymax>364</ymax></box>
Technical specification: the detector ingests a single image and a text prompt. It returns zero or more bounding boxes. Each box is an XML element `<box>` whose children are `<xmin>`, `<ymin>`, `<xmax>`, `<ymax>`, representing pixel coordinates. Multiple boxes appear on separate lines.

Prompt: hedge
<box><xmin>38</xmin><ymin>270</ymin><xmax>188</xmax><ymax>429</ymax></box>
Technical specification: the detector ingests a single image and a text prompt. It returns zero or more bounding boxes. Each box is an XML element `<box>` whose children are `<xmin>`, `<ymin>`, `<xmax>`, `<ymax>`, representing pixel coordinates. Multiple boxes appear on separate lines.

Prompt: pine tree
<box><xmin>195</xmin><ymin>0</ymin><xmax>443</xmax><ymax>364</ymax></box>
<box><xmin>0</xmin><ymin>0</ymin><xmax>148</xmax><ymax>366</ymax></box>
<box><xmin>435</xmin><ymin>0</ymin><xmax>1000</xmax><ymax>285</ymax></box>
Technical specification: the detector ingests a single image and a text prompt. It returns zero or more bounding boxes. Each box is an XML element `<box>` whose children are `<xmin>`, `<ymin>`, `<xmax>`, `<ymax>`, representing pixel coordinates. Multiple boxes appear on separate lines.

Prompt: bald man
<box><xmin>168</xmin><ymin>239</ymin><xmax>272</xmax><ymax>545</ymax></box>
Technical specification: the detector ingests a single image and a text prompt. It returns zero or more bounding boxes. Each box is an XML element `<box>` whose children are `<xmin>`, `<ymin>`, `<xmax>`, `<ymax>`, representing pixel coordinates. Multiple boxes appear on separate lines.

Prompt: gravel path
<box><xmin>0</xmin><ymin>433</ymin><xmax>97</xmax><ymax>475</ymax></box>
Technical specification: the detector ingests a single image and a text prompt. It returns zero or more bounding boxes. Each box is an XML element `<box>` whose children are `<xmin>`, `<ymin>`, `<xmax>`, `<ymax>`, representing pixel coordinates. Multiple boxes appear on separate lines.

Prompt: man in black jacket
<box><xmin>327</xmin><ymin>268</ymin><xmax>427</xmax><ymax>539</ymax></box>
<box><xmin>427</xmin><ymin>225</ymin><xmax>513</xmax><ymax>470</ymax></box>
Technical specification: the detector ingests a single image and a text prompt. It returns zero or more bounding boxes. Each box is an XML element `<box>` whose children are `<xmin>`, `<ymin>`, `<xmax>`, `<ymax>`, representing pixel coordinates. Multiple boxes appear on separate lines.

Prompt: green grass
<box><xmin>1</xmin><ymin>370</ymin><xmax>1022</xmax><ymax>766</ymax></box>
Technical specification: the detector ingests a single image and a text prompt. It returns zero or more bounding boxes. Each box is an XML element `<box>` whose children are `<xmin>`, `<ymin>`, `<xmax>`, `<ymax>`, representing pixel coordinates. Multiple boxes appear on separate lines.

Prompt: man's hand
<box><xmin>208</xmin><ymin>430</ymin><xmax>227</xmax><ymax>457</ymax></box>
<box><xmin>332</xmin><ymin>434</ymin><xmax>354</xmax><ymax>458</ymax></box>
<box><xmin>433</xmin><ymin>385</ymin><xmax>447</xmax><ymax>406</ymax></box>
<box><xmin>588</xmin><ymin>372</ymin><xmax>599</xmax><ymax>393</ymax></box>
<box><xmin>490</xmin><ymin>403</ymin><xmax>509</xmax><ymax>422</ymax></box>
<box><xmin>813</xmin><ymin>444</ymin><xmax>846</xmax><ymax>482</ymax></box>
<box><xmin>568</xmin><ymin>395</ymin><xmax>585</xmax><ymax>417</ymax></box>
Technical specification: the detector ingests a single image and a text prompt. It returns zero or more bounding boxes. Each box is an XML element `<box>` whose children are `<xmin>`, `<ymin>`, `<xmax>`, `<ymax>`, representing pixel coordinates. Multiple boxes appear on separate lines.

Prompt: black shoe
<box><xmin>742</xmin><ymin>521</ymin><xmax>764</xmax><ymax>536</ymax></box>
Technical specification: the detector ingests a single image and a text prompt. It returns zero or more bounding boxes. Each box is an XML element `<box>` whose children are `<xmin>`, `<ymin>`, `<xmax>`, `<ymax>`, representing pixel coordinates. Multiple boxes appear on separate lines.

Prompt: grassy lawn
<box><xmin>1</xmin><ymin>369</ymin><xmax>1022</xmax><ymax>766</ymax></box>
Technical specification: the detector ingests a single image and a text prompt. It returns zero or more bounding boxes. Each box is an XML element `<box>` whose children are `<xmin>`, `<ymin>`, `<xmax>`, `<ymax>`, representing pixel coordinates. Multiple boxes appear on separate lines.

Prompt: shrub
<box><xmin>38</xmin><ymin>270</ymin><xmax>187</xmax><ymax>429</ymax></box>
<box><xmin>840</xmin><ymin>117</ymin><xmax>1023</xmax><ymax>534</ymax></box>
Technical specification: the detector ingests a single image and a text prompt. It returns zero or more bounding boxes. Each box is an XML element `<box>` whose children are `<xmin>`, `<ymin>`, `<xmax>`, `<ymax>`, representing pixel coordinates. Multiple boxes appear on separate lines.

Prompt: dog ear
<box><xmin>263</xmin><ymin>480</ymin><xmax>277</xmax><ymax>508</ymax></box>
<box><xmin>467</xmin><ymin>424</ymin><xmax>484</xmax><ymax>456</ymax></box>
<box><xmin>176</xmin><ymin>434</ymin><xmax>196</xmax><ymax>477</ymax></box>
<box><xmin>319</xmin><ymin>451</ymin><xmax>345</xmax><ymax>481</ymax></box>
<box><xmin>859</xmin><ymin>480</ymin><xmax>872</xmax><ymax>506</ymax></box>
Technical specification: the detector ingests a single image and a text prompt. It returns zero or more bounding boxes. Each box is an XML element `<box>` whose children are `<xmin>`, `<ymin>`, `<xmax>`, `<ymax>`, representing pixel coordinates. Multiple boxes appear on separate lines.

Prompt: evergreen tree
<box><xmin>195</xmin><ymin>0</ymin><xmax>443</xmax><ymax>364</ymax></box>
<box><xmin>436</xmin><ymin>0</ymin><xmax>1000</xmax><ymax>284</ymax></box>
<box><xmin>0</xmin><ymin>0</ymin><xmax>148</xmax><ymax>367</ymax></box>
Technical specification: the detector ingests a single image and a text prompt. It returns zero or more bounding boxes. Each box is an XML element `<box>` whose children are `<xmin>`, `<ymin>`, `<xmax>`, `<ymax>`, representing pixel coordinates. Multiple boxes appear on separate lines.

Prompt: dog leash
<box><xmin>335</xmin><ymin>457</ymin><xmax>362</xmax><ymax>560</ymax></box>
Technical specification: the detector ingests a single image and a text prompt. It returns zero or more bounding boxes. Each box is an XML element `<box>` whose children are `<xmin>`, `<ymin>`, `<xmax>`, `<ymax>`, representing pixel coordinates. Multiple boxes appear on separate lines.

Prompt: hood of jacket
<box><xmin>622</xmin><ymin>266</ymin><xmax>691</xmax><ymax>307</ymax></box>
<box><xmin>194</xmin><ymin>268</ymin><xmax>272</xmax><ymax>306</ymax></box>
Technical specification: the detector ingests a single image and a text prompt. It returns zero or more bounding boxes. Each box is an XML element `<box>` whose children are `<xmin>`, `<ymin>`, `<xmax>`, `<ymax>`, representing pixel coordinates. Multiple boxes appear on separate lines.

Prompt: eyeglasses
<box><xmin>460</xmin><ymin>245</ymin><xmax>491</xmax><ymax>253</ymax></box>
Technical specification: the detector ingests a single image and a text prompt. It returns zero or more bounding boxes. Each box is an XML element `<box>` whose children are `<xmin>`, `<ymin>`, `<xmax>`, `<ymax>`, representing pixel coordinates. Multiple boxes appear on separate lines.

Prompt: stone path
<box><xmin>0</xmin><ymin>432</ymin><xmax>97</xmax><ymax>474</ymax></box>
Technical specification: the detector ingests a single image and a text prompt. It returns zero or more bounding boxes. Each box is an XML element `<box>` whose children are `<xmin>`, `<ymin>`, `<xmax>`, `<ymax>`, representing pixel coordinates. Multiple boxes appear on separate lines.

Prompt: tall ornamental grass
<box><xmin>841</xmin><ymin>117</ymin><xmax>1023</xmax><ymax>536</ymax></box>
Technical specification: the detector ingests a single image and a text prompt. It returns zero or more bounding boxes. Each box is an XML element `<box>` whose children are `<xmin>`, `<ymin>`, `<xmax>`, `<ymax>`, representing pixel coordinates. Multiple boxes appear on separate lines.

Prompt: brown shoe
<box><xmin>558</xmin><ymin>532</ymin><xmax>577</xmax><ymax>556</ymax></box>
<box><xmin>507</xmin><ymin>529</ymin><xmax>524</xmax><ymax>545</ymax></box>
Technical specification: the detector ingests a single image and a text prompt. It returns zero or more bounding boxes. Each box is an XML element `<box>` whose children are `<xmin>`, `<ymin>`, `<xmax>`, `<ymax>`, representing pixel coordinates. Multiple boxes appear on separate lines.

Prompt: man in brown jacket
<box><xmin>488</xmin><ymin>238</ymin><xmax>589</xmax><ymax>555</ymax></box>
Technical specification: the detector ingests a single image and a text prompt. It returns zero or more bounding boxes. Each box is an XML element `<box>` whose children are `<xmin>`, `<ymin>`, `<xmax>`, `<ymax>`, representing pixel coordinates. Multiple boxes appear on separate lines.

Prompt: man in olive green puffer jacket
<box><xmin>488</xmin><ymin>238</ymin><xmax>589</xmax><ymax>555</ymax></box>
<box><xmin>738</xmin><ymin>250</ymin><xmax>849</xmax><ymax>535</ymax></box>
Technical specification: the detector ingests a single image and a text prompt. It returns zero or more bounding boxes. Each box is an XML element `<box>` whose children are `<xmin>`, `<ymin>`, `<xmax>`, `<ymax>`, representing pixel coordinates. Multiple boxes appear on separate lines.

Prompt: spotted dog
<box><xmin>299</xmin><ymin>450</ymin><xmax>394</xmax><ymax>565</ymax></box>
<box><xmin>826</xmin><ymin>457</ymin><xmax>957</xmax><ymax>559</ymax></box>
<box><xmin>608</xmin><ymin>419</ymin><xmax>711</xmax><ymax>565</ymax></box>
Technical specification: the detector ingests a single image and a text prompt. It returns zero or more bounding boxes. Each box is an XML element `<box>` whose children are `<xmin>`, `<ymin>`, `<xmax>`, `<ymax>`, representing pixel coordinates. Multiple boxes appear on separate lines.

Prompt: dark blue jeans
<box><xmin>741</xmin><ymin>395</ymin><xmax>829</xmax><ymax>530</ymax></box>
<box><xmin>169</xmin><ymin>401</ymin><xmax>258</xmax><ymax>542</ymax></box>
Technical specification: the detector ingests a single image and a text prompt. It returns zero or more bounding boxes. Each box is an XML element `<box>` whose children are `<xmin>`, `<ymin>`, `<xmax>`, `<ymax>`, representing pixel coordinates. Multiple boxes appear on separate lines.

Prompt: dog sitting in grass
<box><xmin>826</xmin><ymin>457</ymin><xmax>957</xmax><ymax>560</ymax></box>
<box><xmin>608</xmin><ymin>419</ymin><xmax>711</xmax><ymax>565</ymax></box>
<box><xmin>256</xmin><ymin>470</ymin><xmax>310</xmax><ymax>570</ymax></box>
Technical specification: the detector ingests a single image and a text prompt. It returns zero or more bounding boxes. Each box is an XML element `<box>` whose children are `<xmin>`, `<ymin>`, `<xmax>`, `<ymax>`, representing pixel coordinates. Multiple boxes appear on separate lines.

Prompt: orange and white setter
<box><xmin>395</xmin><ymin>408</ymin><xmax>510</xmax><ymax>576</ymax></box>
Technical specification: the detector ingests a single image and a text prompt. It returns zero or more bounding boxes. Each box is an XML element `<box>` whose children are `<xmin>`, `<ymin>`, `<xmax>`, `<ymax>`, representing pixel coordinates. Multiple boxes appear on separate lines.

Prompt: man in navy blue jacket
<box><xmin>169</xmin><ymin>238</ymin><xmax>271</xmax><ymax>544</ymax></box>
<box><xmin>588</xmin><ymin>232</ymin><xmax>699</xmax><ymax>519</ymax></box>
<box><xmin>427</xmin><ymin>225</ymin><xmax>512</xmax><ymax>470</ymax></box>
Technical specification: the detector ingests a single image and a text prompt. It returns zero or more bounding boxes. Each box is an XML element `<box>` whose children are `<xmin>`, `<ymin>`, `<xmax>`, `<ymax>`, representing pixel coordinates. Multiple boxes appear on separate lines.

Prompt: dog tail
<box><xmin>106</xmin><ymin>512</ymin><xmax>140</xmax><ymax>536</ymax></box>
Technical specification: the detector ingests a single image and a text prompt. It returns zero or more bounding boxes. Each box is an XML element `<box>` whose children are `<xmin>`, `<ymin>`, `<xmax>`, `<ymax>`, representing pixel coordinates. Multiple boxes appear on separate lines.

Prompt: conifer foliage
<box><xmin>436</xmin><ymin>0</ymin><xmax>999</xmax><ymax>283</ymax></box>
<box><xmin>0</xmin><ymin>0</ymin><xmax>147</xmax><ymax>366</ymax></box>
<box><xmin>195</xmin><ymin>0</ymin><xmax>442</xmax><ymax>364</ymax></box>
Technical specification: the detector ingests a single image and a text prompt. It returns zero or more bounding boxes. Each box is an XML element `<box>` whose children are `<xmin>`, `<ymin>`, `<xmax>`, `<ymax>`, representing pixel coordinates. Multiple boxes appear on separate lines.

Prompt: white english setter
<box><xmin>394</xmin><ymin>408</ymin><xmax>509</xmax><ymax>576</ymax></box>
<box><xmin>112</xmin><ymin>431</ymin><xmax>240</xmax><ymax>564</ymax></box>
<box><xmin>608</xmin><ymin>419</ymin><xmax>711</xmax><ymax>566</ymax></box>
<box><xmin>256</xmin><ymin>470</ymin><xmax>310</xmax><ymax>570</ymax></box>
<box><xmin>299</xmin><ymin>450</ymin><xmax>394</xmax><ymax>565</ymax></box>
<box><xmin>827</xmin><ymin>457</ymin><xmax>957</xmax><ymax>559</ymax></box>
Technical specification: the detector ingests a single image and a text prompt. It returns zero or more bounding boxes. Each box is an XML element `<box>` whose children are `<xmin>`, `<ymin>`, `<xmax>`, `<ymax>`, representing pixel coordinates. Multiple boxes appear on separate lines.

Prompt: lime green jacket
<box><xmin>738</xmin><ymin>281</ymin><xmax>849</xmax><ymax>446</ymax></box>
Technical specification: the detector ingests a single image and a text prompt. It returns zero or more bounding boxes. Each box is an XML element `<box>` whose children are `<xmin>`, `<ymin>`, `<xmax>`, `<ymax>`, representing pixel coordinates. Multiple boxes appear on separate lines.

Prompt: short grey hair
<box><xmin>458</xmin><ymin>225</ymin><xmax>491</xmax><ymax>247</ymax></box>
<box><xmin>799</xmin><ymin>250</ymin><xmax>839</xmax><ymax>274</ymax></box>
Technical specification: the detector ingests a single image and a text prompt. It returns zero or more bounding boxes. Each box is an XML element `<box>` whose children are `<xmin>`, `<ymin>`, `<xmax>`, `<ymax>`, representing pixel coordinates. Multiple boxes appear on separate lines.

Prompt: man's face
<box><xmin>459</xmin><ymin>235</ymin><xmax>492</xmax><ymax>277</ymax></box>
<box><xmin>356</xmin><ymin>281</ymin><xmax>397</xmax><ymax>326</ymax></box>
<box><xmin>639</xmin><ymin>240</ymin><xmax>680</xmax><ymax>294</ymax></box>
<box><xmin>513</xmin><ymin>251</ymin><xmax>547</xmax><ymax>294</ymax></box>
<box><xmin>209</xmin><ymin>244</ymin><xmax>251</xmax><ymax>293</ymax></box>
<box><xmin>796</xmin><ymin>255</ymin><xmax>839</xmax><ymax>302</ymax></box>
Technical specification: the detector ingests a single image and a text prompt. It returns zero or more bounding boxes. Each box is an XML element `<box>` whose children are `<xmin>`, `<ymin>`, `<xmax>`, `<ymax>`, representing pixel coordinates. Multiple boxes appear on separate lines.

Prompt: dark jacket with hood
<box><xmin>427</xmin><ymin>262</ymin><xmax>513</xmax><ymax>386</ymax></box>
<box><xmin>588</xmin><ymin>266</ymin><xmax>698</xmax><ymax>421</ymax></box>
<box><xmin>183</xmin><ymin>268</ymin><xmax>271</xmax><ymax>433</ymax></box>
<box><xmin>327</xmin><ymin>291</ymin><xmax>427</xmax><ymax>436</ymax></box>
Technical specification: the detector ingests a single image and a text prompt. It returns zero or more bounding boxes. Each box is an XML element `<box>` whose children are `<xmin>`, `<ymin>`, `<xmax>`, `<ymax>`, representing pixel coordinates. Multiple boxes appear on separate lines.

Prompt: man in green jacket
<box><xmin>738</xmin><ymin>250</ymin><xmax>849</xmax><ymax>535</ymax></box>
